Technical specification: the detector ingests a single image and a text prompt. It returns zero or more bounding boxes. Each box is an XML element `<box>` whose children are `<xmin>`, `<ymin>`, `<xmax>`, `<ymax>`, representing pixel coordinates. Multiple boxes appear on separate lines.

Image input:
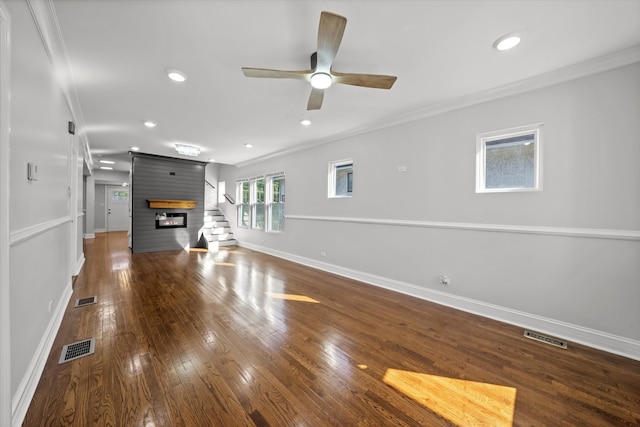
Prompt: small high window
<box><xmin>328</xmin><ymin>159</ymin><xmax>353</xmax><ymax>198</ymax></box>
<box><xmin>476</xmin><ymin>124</ymin><xmax>542</xmax><ymax>193</ymax></box>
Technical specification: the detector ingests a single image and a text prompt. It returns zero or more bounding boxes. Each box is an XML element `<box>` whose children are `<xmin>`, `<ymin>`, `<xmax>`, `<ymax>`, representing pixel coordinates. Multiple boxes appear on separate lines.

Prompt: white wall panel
<box><xmin>5</xmin><ymin>1</ymin><xmax>75</xmax><ymax>421</ymax></box>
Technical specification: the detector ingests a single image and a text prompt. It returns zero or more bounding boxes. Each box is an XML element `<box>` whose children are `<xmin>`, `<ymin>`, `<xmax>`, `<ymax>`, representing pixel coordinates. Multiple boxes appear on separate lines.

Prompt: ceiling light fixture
<box><xmin>244</xmin><ymin>143</ymin><xmax>253</xmax><ymax>148</ymax></box>
<box><xmin>143</xmin><ymin>121</ymin><xmax>157</xmax><ymax>128</ymax></box>
<box><xmin>167</xmin><ymin>69</ymin><xmax>187</xmax><ymax>82</ymax></box>
<box><xmin>122</xmin><ymin>183</ymin><xmax>129</xmax><ymax>187</ymax></box>
<box><xmin>310</xmin><ymin>72</ymin><xmax>332</xmax><ymax>89</ymax></box>
<box><xmin>300</xmin><ymin>119</ymin><xmax>311</xmax><ymax>126</ymax></box>
<box><xmin>99</xmin><ymin>160</ymin><xmax>115</xmax><ymax>164</ymax></box>
<box><xmin>130</xmin><ymin>146</ymin><xmax>140</xmax><ymax>151</ymax></box>
<box><xmin>175</xmin><ymin>143</ymin><xmax>200</xmax><ymax>156</ymax></box>
<box><xmin>493</xmin><ymin>33</ymin><xmax>521</xmax><ymax>51</ymax></box>
<box><xmin>208</xmin><ymin>158</ymin><xmax>215</xmax><ymax>162</ymax></box>
<box><xmin>100</xmin><ymin>166</ymin><xmax>113</xmax><ymax>170</ymax></box>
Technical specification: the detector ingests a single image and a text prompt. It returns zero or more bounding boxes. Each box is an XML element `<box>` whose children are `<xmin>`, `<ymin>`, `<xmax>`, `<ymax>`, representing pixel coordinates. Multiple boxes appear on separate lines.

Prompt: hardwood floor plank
<box><xmin>22</xmin><ymin>232</ymin><xmax>640</xmax><ymax>426</ymax></box>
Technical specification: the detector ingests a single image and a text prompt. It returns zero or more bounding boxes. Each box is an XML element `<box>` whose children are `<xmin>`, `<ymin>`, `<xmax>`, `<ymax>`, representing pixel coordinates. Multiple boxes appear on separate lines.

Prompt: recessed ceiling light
<box><xmin>244</xmin><ymin>143</ymin><xmax>253</xmax><ymax>148</ymax></box>
<box><xmin>208</xmin><ymin>158</ymin><xmax>215</xmax><ymax>162</ymax></box>
<box><xmin>130</xmin><ymin>146</ymin><xmax>140</xmax><ymax>151</ymax></box>
<box><xmin>175</xmin><ymin>143</ymin><xmax>200</xmax><ymax>156</ymax></box>
<box><xmin>143</xmin><ymin>121</ymin><xmax>157</xmax><ymax>128</ymax></box>
<box><xmin>300</xmin><ymin>119</ymin><xmax>311</xmax><ymax>126</ymax></box>
<box><xmin>99</xmin><ymin>160</ymin><xmax>115</xmax><ymax>164</ymax></box>
<box><xmin>167</xmin><ymin>69</ymin><xmax>187</xmax><ymax>82</ymax></box>
<box><xmin>122</xmin><ymin>183</ymin><xmax>129</xmax><ymax>187</ymax></box>
<box><xmin>310</xmin><ymin>72</ymin><xmax>332</xmax><ymax>89</ymax></box>
<box><xmin>493</xmin><ymin>33</ymin><xmax>521</xmax><ymax>51</ymax></box>
<box><xmin>100</xmin><ymin>166</ymin><xmax>113</xmax><ymax>170</ymax></box>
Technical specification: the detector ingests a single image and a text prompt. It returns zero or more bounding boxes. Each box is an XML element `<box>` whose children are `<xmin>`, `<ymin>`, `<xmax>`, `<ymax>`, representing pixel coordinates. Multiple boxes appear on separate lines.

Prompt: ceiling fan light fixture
<box><xmin>310</xmin><ymin>72</ymin><xmax>332</xmax><ymax>89</ymax></box>
<box><xmin>175</xmin><ymin>143</ymin><xmax>200</xmax><ymax>156</ymax></box>
<box><xmin>494</xmin><ymin>33</ymin><xmax>521</xmax><ymax>51</ymax></box>
<box><xmin>166</xmin><ymin>69</ymin><xmax>187</xmax><ymax>82</ymax></box>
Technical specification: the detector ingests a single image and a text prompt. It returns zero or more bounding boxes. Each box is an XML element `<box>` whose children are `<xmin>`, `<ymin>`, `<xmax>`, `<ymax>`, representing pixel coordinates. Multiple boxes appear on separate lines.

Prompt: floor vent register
<box><xmin>58</xmin><ymin>338</ymin><xmax>95</xmax><ymax>364</ymax></box>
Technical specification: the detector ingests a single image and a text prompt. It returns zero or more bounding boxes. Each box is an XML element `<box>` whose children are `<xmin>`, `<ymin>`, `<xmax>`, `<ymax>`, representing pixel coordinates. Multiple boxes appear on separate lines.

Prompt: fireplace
<box><xmin>155</xmin><ymin>212</ymin><xmax>187</xmax><ymax>229</ymax></box>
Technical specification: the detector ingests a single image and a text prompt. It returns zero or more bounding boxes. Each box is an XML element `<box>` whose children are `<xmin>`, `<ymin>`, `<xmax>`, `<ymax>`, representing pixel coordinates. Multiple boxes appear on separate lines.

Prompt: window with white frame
<box><xmin>218</xmin><ymin>181</ymin><xmax>226</xmax><ymax>204</ymax></box>
<box><xmin>266</xmin><ymin>174</ymin><xmax>285</xmax><ymax>232</ymax></box>
<box><xmin>328</xmin><ymin>159</ymin><xmax>353</xmax><ymax>198</ymax></box>
<box><xmin>250</xmin><ymin>176</ymin><xmax>265</xmax><ymax>230</ymax></box>
<box><xmin>236</xmin><ymin>180</ymin><xmax>250</xmax><ymax>228</ymax></box>
<box><xmin>476</xmin><ymin>124</ymin><xmax>542</xmax><ymax>193</ymax></box>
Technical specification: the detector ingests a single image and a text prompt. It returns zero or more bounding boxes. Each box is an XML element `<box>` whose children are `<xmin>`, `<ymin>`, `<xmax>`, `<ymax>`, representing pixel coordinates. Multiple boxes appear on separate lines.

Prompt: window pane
<box><xmin>269</xmin><ymin>203</ymin><xmax>285</xmax><ymax>232</ymax></box>
<box><xmin>485</xmin><ymin>135</ymin><xmax>535</xmax><ymax>189</ymax></box>
<box><xmin>272</xmin><ymin>176</ymin><xmax>285</xmax><ymax>203</ymax></box>
<box><xmin>335</xmin><ymin>164</ymin><xmax>353</xmax><ymax>196</ymax></box>
<box><xmin>218</xmin><ymin>181</ymin><xmax>226</xmax><ymax>204</ymax></box>
<box><xmin>242</xmin><ymin>181</ymin><xmax>250</xmax><ymax>203</ymax></box>
<box><xmin>238</xmin><ymin>204</ymin><xmax>249</xmax><ymax>228</ymax></box>
<box><xmin>252</xmin><ymin>204</ymin><xmax>265</xmax><ymax>229</ymax></box>
<box><xmin>255</xmin><ymin>178</ymin><xmax>265</xmax><ymax>203</ymax></box>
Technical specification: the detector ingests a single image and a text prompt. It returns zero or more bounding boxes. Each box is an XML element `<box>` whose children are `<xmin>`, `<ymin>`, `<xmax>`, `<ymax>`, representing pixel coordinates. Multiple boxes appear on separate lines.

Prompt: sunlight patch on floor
<box><xmin>265</xmin><ymin>292</ymin><xmax>320</xmax><ymax>304</ymax></box>
<box><xmin>383</xmin><ymin>368</ymin><xmax>516</xmax><ymax>426</ymax></box>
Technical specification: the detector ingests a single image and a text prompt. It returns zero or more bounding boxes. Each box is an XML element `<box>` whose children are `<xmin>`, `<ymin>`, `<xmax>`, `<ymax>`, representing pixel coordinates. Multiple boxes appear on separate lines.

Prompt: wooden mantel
<box><xmin>146</xmin><ymin>199</ymin><xmax>197</xmax><ymax>209</ymax></box>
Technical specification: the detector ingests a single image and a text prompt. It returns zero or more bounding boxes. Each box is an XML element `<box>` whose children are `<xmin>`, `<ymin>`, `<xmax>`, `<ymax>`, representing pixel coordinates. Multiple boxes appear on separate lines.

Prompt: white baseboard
<box><xmin>83</xmin><ymin>233</ymin><xmax>95</xmax><ymax>239</ymax></box>
<box><xmin>73</xmin><ymin>255</ymin><xmax>85</xmax><ymax>276</ymax></box>
<box><xmin>239</xmin><ymin>241</ymin><xmax>640</xmax><ymax>361</ymax></box>
<box><xmin>11</xmin><ymin>282</ymin><xmax>73</xmax><ymax>427</ymax></box>
<box><xmin>94</xmin><ymin>229</ymin><xmax>106</xmax><ymax>233</ymax></box>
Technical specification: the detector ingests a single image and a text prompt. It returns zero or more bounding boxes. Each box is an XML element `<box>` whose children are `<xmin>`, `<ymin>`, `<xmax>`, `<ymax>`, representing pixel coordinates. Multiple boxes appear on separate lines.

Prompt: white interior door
<box><xmin>106</xmin><ymin>186</ymin><xmax>129</xmax><ymax>232</ymax></box>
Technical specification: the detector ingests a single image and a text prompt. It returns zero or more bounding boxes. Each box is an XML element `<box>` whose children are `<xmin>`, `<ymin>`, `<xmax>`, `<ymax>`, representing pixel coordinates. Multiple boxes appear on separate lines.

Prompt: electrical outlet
<box><xmin>439</xmin><ymin>275</ymin><xmax>450</xmax><ymax>285</ymax></box>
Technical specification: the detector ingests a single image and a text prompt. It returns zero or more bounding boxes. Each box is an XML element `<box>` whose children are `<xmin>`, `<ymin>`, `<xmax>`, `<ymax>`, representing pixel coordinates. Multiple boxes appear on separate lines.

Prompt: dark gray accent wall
<box><xmin>131</xmin><ymin>153</ymin><xmax>205</xmax><ymax>253</ymax></box>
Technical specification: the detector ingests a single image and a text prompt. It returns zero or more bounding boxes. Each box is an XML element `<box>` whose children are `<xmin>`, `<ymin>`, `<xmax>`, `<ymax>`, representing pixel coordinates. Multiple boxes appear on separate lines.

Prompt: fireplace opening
<box><xmin>155</xmin><ymin>212</ymin><xmax>187</xmax><ymax>229</ymax></box>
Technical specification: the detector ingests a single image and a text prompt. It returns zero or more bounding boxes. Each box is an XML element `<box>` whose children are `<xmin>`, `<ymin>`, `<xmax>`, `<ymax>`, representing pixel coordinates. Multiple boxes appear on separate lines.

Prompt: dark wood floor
<box><xmin>24</xmin><ymin>232</ymin><xmax>640</xmax><ymax>426</ymax></box>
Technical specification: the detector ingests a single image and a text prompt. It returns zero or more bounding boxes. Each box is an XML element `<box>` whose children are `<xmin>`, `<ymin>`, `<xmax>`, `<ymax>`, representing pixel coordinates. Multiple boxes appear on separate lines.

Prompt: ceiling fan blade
<box><xmin>316</xmin><ymin>11</ymin><xmax>347</xmax><ymax>71</ymax></box>
<box><xmin>332</xmin><ymin>71</ymin><xmax>397</xmax><ymax>89</ymax></box>
<box><xmin>307</xmin><ymin>88</ymin><xmax>324</xmax><ymax>110</ymax></box>
<box><xmin>242</xmin><ymin>67</ymin><xmax>312</xmax><ymax>81</ymax></box>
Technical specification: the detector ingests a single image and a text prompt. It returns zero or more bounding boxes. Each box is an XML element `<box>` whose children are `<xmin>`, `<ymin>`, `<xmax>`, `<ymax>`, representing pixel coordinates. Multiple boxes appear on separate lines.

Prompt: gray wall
<box><xmin>218</xmin><ymin>63</ymin><xmax>640</xmax><ymax>358</ymax></box>
<box><xmin>131</xmin><ymin>153</ymin><xmax>205</xmax><ymax>253</ymax></box>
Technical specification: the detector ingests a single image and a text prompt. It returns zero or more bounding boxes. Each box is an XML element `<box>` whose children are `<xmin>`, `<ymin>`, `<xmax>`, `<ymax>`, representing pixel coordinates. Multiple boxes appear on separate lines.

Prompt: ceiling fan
<box><xmin>241</xmin><ymin>11</ymin><xmax>397</xmax><ymax>110</ymax></box>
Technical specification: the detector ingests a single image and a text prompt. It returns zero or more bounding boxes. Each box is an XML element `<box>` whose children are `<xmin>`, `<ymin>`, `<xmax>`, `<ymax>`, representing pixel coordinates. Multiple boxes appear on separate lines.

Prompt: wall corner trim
<box><xmin>239</xmin><ymin>241</ymin><xmax>640</xmax><ymax>361</ymax></box>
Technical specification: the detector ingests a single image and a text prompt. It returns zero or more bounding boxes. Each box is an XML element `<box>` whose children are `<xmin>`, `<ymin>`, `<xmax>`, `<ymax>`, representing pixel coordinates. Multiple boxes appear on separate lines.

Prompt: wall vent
<box><xmin>524</xmin><ymin>330</ymin><xmax>567</xmax><ymax>349</ymax></box>
<box><xmin>58</xmin><ymin>338</ymin><xmax>95</xmax><ymax>364</ymax></box>
<box><xmin>74</xmin><ymin>296</ymin><xmax>97</xmax><ymax>307</ymax></box>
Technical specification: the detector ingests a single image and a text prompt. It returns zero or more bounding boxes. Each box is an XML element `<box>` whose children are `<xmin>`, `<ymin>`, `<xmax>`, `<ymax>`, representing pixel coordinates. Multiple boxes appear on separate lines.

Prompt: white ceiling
<box><xmin>50</xmin><ymin>0</ymin><xmax>640</xmax><ymax>173</ymax></box>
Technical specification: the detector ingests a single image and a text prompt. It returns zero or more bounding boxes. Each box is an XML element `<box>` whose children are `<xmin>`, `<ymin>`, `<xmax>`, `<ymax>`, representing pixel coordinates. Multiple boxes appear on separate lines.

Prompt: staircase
<box><xmin>199</xmin><ymin>209</ymin><xmax>237</xmax><ymax>251</ymax></box>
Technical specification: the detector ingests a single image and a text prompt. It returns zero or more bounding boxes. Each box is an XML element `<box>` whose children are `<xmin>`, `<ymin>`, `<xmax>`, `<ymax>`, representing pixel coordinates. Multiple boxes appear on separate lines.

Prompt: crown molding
<box><xmin>236</xmin><ymin>45</ymin><xmax>640</xmax><ymax>168</ymax></box>
<box><xmin>26</xmin><ymin>0</ymin><xmax>93</xmax><ymax>170</ymax></box>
